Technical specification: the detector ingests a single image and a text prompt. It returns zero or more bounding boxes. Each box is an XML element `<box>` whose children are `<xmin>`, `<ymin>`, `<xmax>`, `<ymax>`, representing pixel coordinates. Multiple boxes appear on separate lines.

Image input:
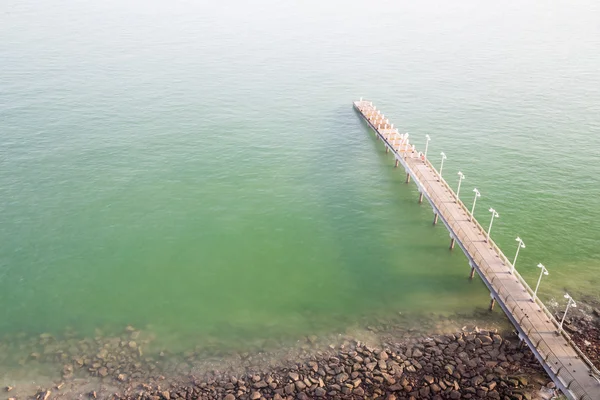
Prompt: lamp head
<box><xmin>537</xmin><ymin>263</ymin><xmax>549</xmax><ymax>275</ymax></box>
<box><xmin>473</xmin><ymin>188</ymin><xmax>481</xmax><ymax>197</ymax></box>
<box><xmin>458</xmin><ymin>171</ymin><xmax>465</xmax><ymax>179</ymax></box>
<box><xmin>488</xmin><ymin>208</ymin><xmax>499</xmax><ymax>218</ymax></box>
<box><xmin>440</xmin><ymin>152</ymin><xmax>447</xmax><ymax>159</ymax></box>
<box><xmin>564</xmin><ymin>293</ymin><xmax>571</xmax><ymax>300</ymax></box>
<box><xmin>426</xmin><ymin>134</ymin><xmax>431</xmax><ymax>141</ymax></box>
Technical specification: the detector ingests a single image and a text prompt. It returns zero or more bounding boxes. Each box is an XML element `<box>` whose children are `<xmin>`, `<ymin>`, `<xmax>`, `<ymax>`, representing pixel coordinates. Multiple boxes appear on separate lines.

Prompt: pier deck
<box><xmin>353</xmin><ymin>99</ymin><xmax>600</xmax><ymax>400</ymax></box>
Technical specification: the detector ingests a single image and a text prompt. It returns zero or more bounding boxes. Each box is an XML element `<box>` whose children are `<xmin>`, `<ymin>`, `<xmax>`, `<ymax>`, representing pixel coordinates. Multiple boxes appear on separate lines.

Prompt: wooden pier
<box><xmin>353</xmin><ymin>99</ymin><xmax>600</xmax><ymax>400</ymax></box>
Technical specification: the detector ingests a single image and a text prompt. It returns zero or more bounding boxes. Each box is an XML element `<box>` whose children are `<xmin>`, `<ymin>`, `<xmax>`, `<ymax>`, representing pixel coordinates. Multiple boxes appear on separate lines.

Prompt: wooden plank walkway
<box><xmin>353</xmin><ymin>99</ymin><xmax>600</xmax><ymax>400</ymax></box>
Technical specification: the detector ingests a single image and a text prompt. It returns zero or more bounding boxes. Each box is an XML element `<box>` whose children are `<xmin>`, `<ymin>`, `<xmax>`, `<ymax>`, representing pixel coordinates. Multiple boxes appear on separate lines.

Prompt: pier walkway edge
<box><xmin>353</xmin><ymin>99</ymin><xmax>600</xmax><ymax>400</ymax></box>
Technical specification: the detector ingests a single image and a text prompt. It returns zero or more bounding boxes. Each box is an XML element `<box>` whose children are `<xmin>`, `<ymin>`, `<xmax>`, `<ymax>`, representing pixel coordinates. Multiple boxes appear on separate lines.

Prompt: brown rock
<box><xmin>487</xmin><ymin>390</ymin><xmax>501</xmax><ymax>399</ymax></box>
<box><xmin>5</xmin><ymin>386</ymin><xmax>14</xmax><ymax>392</ymax></box>
<box><xmin>472</xmin><ymin>376</ymin><xmax>484</xmax><ymax>386</ymax></box>
<box><xmin>250</xmin><ymin>392</ymin><xmax>261</xmax><ymax>400</ymax></box>
<box><xmin>382</xmin><ymin>373</ymin><xmax>396</xmax><ymax>385</ymax></box>
<box><xmin>336</xmin><ymin>372</ymin><xmax>349</xmax><ymax>383</ymax></box>
<box><xmin>353</xmin><ymin>387</ymin><xmax>364</xmax><ymax>396</ymax></box>
<box><xmin>314</xmin><ymin>387</ymin><xmax>326</xmax><ymax>397</ymax></box>
<box><xmin>253</xmin><ymin>381</ymin><xmax>268</xmax><ymax>389</ymax></box>
<box><xmin>288</xmin><ymin>372</ymin><xmax>299</xmax><ymax>381</ymax></box>
<box><xmin>161</xmin><ymin>391</ymin><xmax>170</xmax><ymax>399</ymax></box>
<box><xmin>284</xmin><ymin>383</ymin><xmax>295</xmax><ymax>394</ymax></box>
<box><xmin>223</xmin><ymin>395</ymin><xmax>235</xmax><ymax>400</ymax></box>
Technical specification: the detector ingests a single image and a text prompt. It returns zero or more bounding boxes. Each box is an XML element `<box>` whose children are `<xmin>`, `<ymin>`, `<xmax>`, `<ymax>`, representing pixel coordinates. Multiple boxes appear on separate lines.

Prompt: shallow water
<box><xmin>1</xmin><ymin>0</ymin><xmax>599</xmax><ymax>359</ymax></box>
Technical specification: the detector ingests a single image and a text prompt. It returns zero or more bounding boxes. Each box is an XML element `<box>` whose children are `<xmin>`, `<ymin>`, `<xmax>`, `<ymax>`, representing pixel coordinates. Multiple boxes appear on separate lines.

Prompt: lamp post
<box><xmin>532</xmin><ymin>263</ymin><xmax>549</xmax><ymax>303</ymax></box>
<box><xmin>511</xmin><ymin>237</ymin><xmax>525</xmax><ymax>274</ymax></box>
<box><xmin>456</xmin><ymin>172</ymin><xmax>465</xmax><ymax>199</ymax></box>
<box><xmin>439</xmin><ymin>152</ymin><xmax>447</xmax><ymax>177</ymax></box>
<box><xmin>559</xmin><ymin>293</ymin><xmax>577</xmax><ymax>333</ymax></box>
<box><xmin>486</xmin><ymin>208</ymin><xmax>499</xmax><ymax>242</ymax></box>
<box><xmin>424</xmin><ymin>135</ymin><xmax>431</xmax><ymax>160</ymax></box>
<box><xmin>470</xmin><ymin>188</ymin><xmax>480</xmax><ymax>221</ymax></box>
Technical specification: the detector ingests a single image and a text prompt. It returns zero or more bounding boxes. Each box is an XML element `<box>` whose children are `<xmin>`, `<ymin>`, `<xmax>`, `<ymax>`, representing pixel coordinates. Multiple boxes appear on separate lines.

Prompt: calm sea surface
<box><xmin>1</xmin><ymin>0</ymin><xmax>599</xmax><ymax>355</ymax></box>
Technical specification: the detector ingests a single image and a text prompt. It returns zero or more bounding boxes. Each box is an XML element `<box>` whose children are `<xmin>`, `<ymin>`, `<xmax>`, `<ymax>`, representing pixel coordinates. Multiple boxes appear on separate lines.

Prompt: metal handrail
<box><xmin>354</xmin><ymin>100</ymin><xmax>600</xmax><ymax>398</ymax></box>
<box><xmin>412</xmin><ymin>162</ymin><xmax>599</xmax><ymax>399</ymax></box>
<box><xmin>415</xmin><ymin>157</ymin><xmax>600</xmax><ymax>379</ymax></box>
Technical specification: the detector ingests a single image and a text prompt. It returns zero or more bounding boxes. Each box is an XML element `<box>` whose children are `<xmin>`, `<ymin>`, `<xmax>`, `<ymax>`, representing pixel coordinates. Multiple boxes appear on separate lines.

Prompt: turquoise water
<box><xmin>1</xmin><ymin>0</ymin><xmax>599</xmax><ymax>352</ymax></box>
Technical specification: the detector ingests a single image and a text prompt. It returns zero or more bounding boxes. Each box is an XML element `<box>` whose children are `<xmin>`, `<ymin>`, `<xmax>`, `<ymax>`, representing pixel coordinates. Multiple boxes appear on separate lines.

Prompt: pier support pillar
<box><xmin>433</xmin><ymin>213</ymin><xmax>439</xmax><ymax>225</ymax></box>
<box><xmin>406</xmin><ymin>173</ymin><xmax>411</xmax><ymax>184</ymax></box>
<box><xmin>489</xmin><ymin>297</ymin><xmax>496</xmax><ymax>311</ymax></box>
<box><xmin>394</xmin><ymin>159</ymin><xmax>399</xmax><ymax>168</ymax></box>
<box><xmin>469</xmin><ymin>266</ymin><xmax>475</xmax><ymax>280</ymax></box>
<box><xmin>449</xmin><ymin>237</ymin><xmax>455</xmax><ymax>250</ymax></box>
<box><xmin>418</xmin><ymin>192</ymin><xmax>424</xmax><ymax>204</ymax></box>
<box><xmin>386</xmin><ymin>146</ymin><xmax>389</xmax><ymax>153</ymax></box>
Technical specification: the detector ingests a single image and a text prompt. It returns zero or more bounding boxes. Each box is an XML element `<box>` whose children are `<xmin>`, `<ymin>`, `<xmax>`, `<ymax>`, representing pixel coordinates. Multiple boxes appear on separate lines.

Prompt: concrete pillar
<box><xmin>386</xmin><ymin>146</ymin><xmax>389</xmax><ymax>153</ymax></box>
<box><xmin>394</xmin><ymin>159</ymin><xmax>399</xmax><ymax>168</ymax></box>
<box><xmin>449</xmin><ymin>237</ymin><xmax>455</xmax><ymax>250</ymax></box>
<box><xmin>469</xmin><ymin>266</ymin><xmax>475</xmax><ymax>279</ymax></box>
<box><xmin>405</xmin><ymin>173</ymin><xmax>411</xmax><ymax>183</ymax></box>
<box><xmin>433</xmin><ymin>213</ymin><xmax>439</xmax><ymax>225</ymax></box>
<box><xmin>489</xmin><ymin>297</ymin><xmax>496</xmax><ymax>311</ymax></box>
<box><xmin>418</xmin><ymin>192</ymin><xmax>424</xmax><ymax>204</ymax></box>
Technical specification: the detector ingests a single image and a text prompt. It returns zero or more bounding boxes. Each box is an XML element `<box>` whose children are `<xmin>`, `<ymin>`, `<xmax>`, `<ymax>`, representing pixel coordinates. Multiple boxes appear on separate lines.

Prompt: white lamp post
<box><xmin>486</xmin><ymin>208</ymin><xmax>499</xmax><ymax>242</ymax></box>
<box><xmin>470</xmin><ymin>188</ymin><xmax>480</xmax><ymax>221</ymax></box>
<box><xmin>439</xmin><ymin>152</ymin><xmax>447</xmax><ymax>177</ymax></box>
<box><xmin>559</xmin><ymin>293</ymin><xmax>577</xmax><ymax>333</ymax></box>
<box><xmin>511</xmin><ymin>237</ymin><xmax>525</xmax><ymax>274</ymax></box>
<box><xmin>456</xmin><ymin>172</ymin><xmax>465</xmax><ymax>199</ymax></box>
<box><xmin>532</xmin><ymin>263</ymin><xmax>549</xmax><ymax>303</ymax></box>
<box><xmin>424</xmin><ymin>135</ymin><xmax>431</xmax><ymax>160</ymax></box>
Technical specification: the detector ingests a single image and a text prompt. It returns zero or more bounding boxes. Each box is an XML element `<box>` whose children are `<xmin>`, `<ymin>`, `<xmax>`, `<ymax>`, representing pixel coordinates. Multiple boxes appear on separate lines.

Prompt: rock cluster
<box><xmin>557</xmin><ymin>301</ymin><xmax>600</xmax><ymax>368</ymax></box>
<box><xmin>115</xmin><ymin>330</ymin><xmax>550</xmax><ymax>400</ymax></box>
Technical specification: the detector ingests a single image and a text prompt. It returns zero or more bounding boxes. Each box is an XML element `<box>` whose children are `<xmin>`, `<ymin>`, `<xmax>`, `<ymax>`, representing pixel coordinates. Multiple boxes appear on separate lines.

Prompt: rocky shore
<box><xmin>6</xmin><ymin>303</ymin><xmax>600</xmax><ymax>400</ymax></box>
<box><xmin>115</xmin><ymin>329</ymin><xmax>556</xmax><ymax>400</ymax></box>
<box><xmin>3</xmin><ymin>327</ymin><xmax>557</xmax><ymax>400</ymax></box>
<box><xmin>553</xmin><ymin>297</ymin><xmax>600</xmax><ymax>370</ymax></box>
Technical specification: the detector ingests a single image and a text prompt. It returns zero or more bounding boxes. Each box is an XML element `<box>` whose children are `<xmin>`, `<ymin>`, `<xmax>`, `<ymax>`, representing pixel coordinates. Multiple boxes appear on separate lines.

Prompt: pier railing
<box><xmin>354</xmin><ymin>99</ymin><xmax>600</xmax><ymax>399</ymax></box>
<box><xmin>413</xmin><ymin>159</ymin><xmax>600</xmax><ymax>383</ymax></box>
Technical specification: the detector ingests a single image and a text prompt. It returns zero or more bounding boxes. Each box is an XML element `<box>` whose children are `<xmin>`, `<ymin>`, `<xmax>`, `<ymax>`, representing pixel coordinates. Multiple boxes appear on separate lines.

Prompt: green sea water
<box><xmin>1</xmin><ymin>0</ymin><xmax>599</xmax><ymax>354</ymax></box>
